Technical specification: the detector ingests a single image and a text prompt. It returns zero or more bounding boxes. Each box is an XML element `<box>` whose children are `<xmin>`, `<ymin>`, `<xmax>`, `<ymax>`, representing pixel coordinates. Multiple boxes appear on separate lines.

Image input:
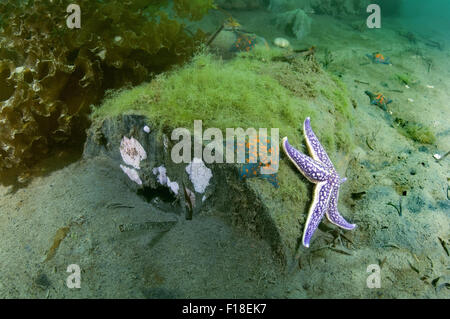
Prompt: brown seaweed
<box><xmin>0</xmin><ymin>0</ymin><xmax>213</xmax><ymax>181</ymax></box>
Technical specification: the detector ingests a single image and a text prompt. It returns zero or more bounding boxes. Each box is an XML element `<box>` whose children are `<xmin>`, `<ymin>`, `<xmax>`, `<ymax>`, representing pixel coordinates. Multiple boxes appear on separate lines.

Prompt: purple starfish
<box><xmin>282</xmin><ymin>117</ymin><xmax>356</xmax><ymax>248</ymax></box>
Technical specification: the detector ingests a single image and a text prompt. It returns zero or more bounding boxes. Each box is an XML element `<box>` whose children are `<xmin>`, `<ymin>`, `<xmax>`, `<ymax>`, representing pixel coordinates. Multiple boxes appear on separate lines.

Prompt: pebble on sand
<box><xmin>273</xmin><ymin>37</ymin><xmax>290</xmax><ymax>48</ymax></box>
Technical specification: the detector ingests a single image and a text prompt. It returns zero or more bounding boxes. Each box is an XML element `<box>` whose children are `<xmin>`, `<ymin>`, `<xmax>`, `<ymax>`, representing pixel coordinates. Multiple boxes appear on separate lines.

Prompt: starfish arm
<box><xmin>325</xmin><ymin>182</ymin><xmax>356</xmax><ymax>230</ymax></box>
<box><xmin>302</xmin><ymin>181</ymin><xmax>333</xmax><ymax>248</ymax></box>
<box><xmin>303</xmin><ymin>117</ymin><xmax>335</xmax><ymax>170</ymax></box>
<box><xmin>282</xmin><ymin>137</ymin><xmax>330</xmax><ymax>183</ymax></box>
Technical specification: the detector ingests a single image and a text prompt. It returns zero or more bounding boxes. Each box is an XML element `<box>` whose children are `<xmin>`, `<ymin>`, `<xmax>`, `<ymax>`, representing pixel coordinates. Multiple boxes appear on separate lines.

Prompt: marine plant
<box><xmin>0</xmin><ymin>0</ymin><xmax>214</xmax><ymax>181</ymax></box>
<box><xmin>93</xmin><ymin>48</ymin><xmax>355</xmax><ymax>154</ymax></box>
<box><xmin>401</xmin><ymin>122</ymin><xmax>436</xmax><ymax>145</ymax></box>
<box><xmin>321</xmin><ymin>48</ymin><xmax>334</xmax><ymax>69</ymax></box>
<box><xmin>394</xmin><ymin>73</ymin><xmax>416</xmax><ymax>86</ymax></box>
<box><xmin>394</xmin><ymin>118</ymin><xmax>436</xmax><ymax>145</ymax></box>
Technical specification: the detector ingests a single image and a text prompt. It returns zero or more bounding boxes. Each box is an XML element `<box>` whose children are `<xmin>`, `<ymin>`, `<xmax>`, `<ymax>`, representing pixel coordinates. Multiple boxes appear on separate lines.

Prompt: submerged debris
<box><xmin>398</xmin><ymin>31</ymin><xmax>417</xmax><ymax>44</ymax></box>
<box><xmin>44</xmin><ymin>226</ymin><xmax>70</xmax><ymax>262</ymax></box>
<box><xmin>438</xmin><ymin>237</ymin><xmax>449</xmax><ymax>256</ymax></box>
<box><xmin>153</xmin><ymin>166</ymin><xmax>179</xmax><ymax>195</ymax></box>
<box><xmin>118</xmin><ymin>220</ymin><xmax>177</xmax><ymax>233</ymax></box>
<box><xmin>387</xmin><ymin>198</ymin><xmax>402</xmax><ymax>217</ymax></box>
<box><xmin>433</xmin><ymin>151</ymin><xmax>450</xmax><ymax>162</ymax></box>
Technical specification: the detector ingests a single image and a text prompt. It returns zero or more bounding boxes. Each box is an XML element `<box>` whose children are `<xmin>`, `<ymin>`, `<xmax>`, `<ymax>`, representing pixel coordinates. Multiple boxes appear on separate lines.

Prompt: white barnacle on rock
<box><xmin>153</xmin><ymin>166</ymin><xmax>168</xmax><ymax>185</ymax></box>
<box><xmin>120</xmin><ymin>164</ymin><xmax>143</xmax><ymax>185</ymax></box>
<box><xmin>152</xmin><ymin>165</ymin><xmax>179</xmax><ymax>195</ymax></box>
<box><xmin>120</xmin><ymin>136</ymin><xmax>147</xmax><ymax>169</ymax></box>
<box><xmin>185</xmin><ymin>157</ymin><xmax>212</xmax><ymax>194</ymax></box>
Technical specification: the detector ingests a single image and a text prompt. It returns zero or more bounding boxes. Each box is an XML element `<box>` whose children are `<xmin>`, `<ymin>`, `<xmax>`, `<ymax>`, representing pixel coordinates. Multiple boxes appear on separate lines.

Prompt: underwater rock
<box><xmin>274</xmin><ymin>9</ymin><xmax>312</xmax><ymax>40</ymax></box>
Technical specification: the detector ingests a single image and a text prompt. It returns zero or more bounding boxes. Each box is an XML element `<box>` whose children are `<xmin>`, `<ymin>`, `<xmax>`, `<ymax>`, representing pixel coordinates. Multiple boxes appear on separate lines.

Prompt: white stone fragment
<box><xmin>120</xmin><ymin>136</ymin><xmax>147</xmax><ymax>169</ymax></box>
<box><xmin>143</xmin><ymin>125</ymin><xmax>150</xmax><ymax>133</ymax></box>
<box><xmin>433</xmin><ymin>154</ymin><xmax>441</xmax><ymax>160</ymax></box>
<box><xmin>273</xmin><ymin>37</ymin><xmax>290</xmax><ymax>48</ymax></box>
<box><xmin>120</xmin><ymin>164</ymin><xmax>142</xmax><ymax>185</ymax></box>
<box><xmin>185</xmin><ymin>158</ymin><xmax>213</xmax><ymax>194</ymax></box>
<box><xmin>152</xmin><ymin>165</ymin><xmax>178</xmax><ymax>195</ymax></box>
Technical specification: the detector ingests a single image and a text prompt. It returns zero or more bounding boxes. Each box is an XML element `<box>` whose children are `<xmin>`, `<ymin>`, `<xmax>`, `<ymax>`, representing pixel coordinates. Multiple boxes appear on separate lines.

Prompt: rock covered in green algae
<box><xmin>85</xmin><ymin>51</ymin><xmax>358</xmax><ymax>265</ymax></box>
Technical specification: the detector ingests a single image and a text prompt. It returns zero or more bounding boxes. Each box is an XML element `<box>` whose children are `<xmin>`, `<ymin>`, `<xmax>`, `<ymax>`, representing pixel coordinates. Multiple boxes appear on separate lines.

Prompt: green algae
<box><xmin>394</xmin><ymin>73</ymin><xmax>416</xmax><ymax>86</ymax></box>
<box><xmin>402</xmin><ymin>122</ymin><xmax>436</xmax><ymax>144</ymax></box>
<box><xmin>93</xmin><ymin>51</ymin><xmax>314</xmax><ymax>144</ymax></box>
<box><xmin>94</xmin><ymin>50</ymin><xmax>356</xmax><ymax>153</ymax></box>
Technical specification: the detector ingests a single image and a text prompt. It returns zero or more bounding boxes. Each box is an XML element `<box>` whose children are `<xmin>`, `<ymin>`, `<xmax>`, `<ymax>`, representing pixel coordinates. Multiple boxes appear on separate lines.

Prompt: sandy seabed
<box><xmin>0</xmin><ymin>11</ymin><xmax>449</xmax><ymax>298</ymax></box>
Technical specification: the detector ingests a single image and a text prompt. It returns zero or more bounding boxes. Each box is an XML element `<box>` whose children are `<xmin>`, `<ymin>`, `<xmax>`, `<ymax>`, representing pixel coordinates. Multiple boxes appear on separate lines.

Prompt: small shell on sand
<box><xmin>273</xmin><ymin>37</ymin><xmax>290</xmax><ymax>48</ymax></box>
